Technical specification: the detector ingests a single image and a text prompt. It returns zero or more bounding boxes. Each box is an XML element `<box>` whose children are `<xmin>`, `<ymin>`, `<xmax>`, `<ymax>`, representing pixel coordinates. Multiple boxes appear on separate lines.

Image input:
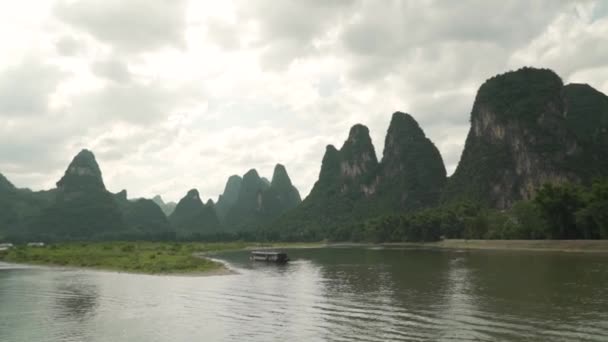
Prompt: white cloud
<box><xmin>510</xmin><ymin>1</ymin><xmax>608</xmax><ymax>81</ymax></box>
<box><xmin>53</xmin><ymin>0</ymin><xmax>187</xmax><ymax>53</ymax></box>
<box><xmin>0</xmin><ymin>57</ymin><xmax>66</xmax><ymax>116</ymax></box>
<box><xmin>0</xmin><ymin>0</ymin><xmax>606</xmax><ymax>203</ymax></box>
<box><xmin>90</xmin><ymin>56</ymin><xmax>131</xmax><ymax>83</ymax></box>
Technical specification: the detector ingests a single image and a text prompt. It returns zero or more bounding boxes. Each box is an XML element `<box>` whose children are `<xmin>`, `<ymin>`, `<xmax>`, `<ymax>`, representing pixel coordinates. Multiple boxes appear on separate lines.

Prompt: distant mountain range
<box><xmin>1</xmin><ymin>67</ymin><xmax>606</xmax><ymax>242</ymax></box>
<box><xmin>0</xmin><ymin>149</ymin><xmax>302</xmax><ymax>240</ymax></box>
<box><xmin>152</xmin><ymin>195</ymin><xmax>176</xmax><ymax>216</ymax></box>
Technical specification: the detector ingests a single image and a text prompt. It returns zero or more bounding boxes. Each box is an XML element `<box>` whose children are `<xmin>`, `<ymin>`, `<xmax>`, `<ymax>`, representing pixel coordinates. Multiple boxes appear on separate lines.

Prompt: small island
<box><xmin>0</xmin><ymin>241</ymin><xmax>326</xmax><ymax>274</ymax></box>
<box><xmin>0</xmin><ymin>242</ymin><xmax>253</xmax><ymax>275</ymax></box>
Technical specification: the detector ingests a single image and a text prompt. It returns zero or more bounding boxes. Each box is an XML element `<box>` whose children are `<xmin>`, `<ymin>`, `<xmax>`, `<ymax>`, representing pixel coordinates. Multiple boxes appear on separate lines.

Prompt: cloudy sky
<box><xmin>1</xmin><ymin>0</ymin><xmax>607</xmax><ymax>202</ymax></box>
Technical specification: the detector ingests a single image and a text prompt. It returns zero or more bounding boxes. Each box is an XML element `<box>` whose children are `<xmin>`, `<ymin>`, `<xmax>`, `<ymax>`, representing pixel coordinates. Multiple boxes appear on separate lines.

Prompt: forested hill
<box><xmin>1</xmin><ymin>67</ymin><xmax>607</xmax><ymax>243</ymax></box>
<box><xmin>0</xmin><ymin>151</ymin><xmax>303</xmax><ymax>242</ymax></box>
<box><xmin>444</xmin><ymin>67</ymin><xmax>607</xmax><ymax>208</ymax></box>
<box><xmin>263</xmin><ymin>67</ymin><xmax>608</xmax><ymax>241</ymax></box>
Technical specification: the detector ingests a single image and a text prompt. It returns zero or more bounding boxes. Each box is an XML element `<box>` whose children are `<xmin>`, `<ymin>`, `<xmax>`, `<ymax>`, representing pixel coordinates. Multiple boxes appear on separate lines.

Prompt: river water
<box><xmin>1</xmin><ymin>247</ymin><xmax>607</xmax><ymax>341</ymax></box>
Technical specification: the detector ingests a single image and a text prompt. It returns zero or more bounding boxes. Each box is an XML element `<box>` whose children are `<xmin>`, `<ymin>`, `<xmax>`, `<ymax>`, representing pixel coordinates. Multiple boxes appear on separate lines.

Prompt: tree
<box><xmin>576</xmin><ymin>180</ymin><xmax>608</xmax><ymax>239</ymax></box>
<box><xmin>534</xmin><ymin>183</ymin><xmax>585</xmax><ymax>239</ymax></box>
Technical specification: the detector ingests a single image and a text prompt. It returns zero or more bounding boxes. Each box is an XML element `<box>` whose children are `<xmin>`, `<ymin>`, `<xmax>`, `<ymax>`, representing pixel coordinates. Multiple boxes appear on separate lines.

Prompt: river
<box><xmin>1</xmin><ymin>247</ymin><xmax>607</xmax><ymax>341</ymax></box>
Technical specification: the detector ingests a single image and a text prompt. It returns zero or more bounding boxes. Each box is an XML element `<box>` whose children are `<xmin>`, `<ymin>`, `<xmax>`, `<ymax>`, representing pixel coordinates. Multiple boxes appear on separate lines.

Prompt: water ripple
<box><xmin>2</xmin><ymin>248</ymin><xmax>608</xmax><ymax>341</ymax></box>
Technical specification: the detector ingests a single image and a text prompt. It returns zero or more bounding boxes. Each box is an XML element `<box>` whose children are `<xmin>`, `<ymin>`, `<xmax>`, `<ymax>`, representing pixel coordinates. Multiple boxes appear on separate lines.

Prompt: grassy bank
<box><xmin>3</xmin><ymin>240</ymin><xmax>602</xmax><ymax>275</ymax></box>
<box><xmin>399</xmin><ymin>239</ymin><xmax>608</xmax><ymax>253</ymax></box>
<box><xmin>0</xmin><ymin>242</ymin><xmax>258</xmax><ymax>274</ymax></box>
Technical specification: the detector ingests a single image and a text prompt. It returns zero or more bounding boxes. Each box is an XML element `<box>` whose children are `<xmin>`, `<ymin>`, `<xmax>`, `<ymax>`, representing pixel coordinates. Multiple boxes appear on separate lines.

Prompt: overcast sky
<box><xmin>1</xmin><ymin>0</ymin><xmax>607</xmax><ymax>202</ymax></box>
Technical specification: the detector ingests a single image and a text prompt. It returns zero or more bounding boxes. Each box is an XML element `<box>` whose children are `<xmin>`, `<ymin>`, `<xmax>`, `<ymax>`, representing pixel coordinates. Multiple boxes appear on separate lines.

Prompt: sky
<box><xmin>0</xmin><ymin>0</ymin><xmax>607</xmax><ymax>203</ymax></box>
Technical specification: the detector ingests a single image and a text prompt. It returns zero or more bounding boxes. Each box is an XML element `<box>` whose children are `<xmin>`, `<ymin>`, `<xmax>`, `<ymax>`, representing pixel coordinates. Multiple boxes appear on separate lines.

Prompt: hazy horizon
<box><xmin>1</xmin><ymin>1</ymin><xmax>607</xmax><ymax>202</ymax></box>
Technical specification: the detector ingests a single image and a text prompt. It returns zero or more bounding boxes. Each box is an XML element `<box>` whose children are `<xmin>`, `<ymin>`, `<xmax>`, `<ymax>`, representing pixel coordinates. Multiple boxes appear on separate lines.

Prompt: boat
<box><xmin>249</xmin><ymin>250</ymin><xmax>289</xmax><ymax>263</ymax></box>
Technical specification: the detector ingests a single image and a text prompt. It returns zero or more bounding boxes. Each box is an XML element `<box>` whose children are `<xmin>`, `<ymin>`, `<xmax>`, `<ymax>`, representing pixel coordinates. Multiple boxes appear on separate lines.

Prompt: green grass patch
<box><xmin>0</xmin><ymin>241</ymin><xmax>256</xmax><ymax>274</ymax></box>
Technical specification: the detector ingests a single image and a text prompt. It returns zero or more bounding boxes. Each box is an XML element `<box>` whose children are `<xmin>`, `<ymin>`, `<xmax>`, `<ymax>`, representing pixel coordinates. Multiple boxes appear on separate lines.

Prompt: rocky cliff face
<box><xmin>446</xmin><ymin>67</ymin><xmax>592</xmax><ymax>208</ymax></box>
<box><xmin>308</xmin><ymin>114</ymin><xmax>445</xmax><ymax>209</ymax></box>
<box><xmin>376</xmin><ymin>112</ymin><xmax>447</xmax><ymax>210</ymax></box>
<box><xmin>169</xmin><ymin>189</ymin><xmax>221</xmax><ymax>236</ymax></box>
<box><xmin>338</xmin><ymin>124</ymin><xmax>378</xmax><ymax>195</ymax></box>
<box><xmin>308</xmin><ymin>124</ymin><xmax>378</xmax><ymax>201</ymax></box>
<box><xmin>275</xmin><ymin>115</ymin><xmax>447</xmax><ymax>238</ymax></box>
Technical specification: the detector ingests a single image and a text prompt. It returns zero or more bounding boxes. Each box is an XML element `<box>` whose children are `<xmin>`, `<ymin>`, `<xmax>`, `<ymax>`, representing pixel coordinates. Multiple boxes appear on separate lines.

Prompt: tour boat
<box><xmin>250</xmin><ymin>250</ymin><xmax>289</xmax><ymax>263</ymax></box>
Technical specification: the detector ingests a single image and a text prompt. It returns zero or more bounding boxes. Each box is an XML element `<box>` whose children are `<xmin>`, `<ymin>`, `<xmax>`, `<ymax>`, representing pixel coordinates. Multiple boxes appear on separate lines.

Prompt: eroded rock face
<box><xmin>308</xmin><ymin>124</ymin><xmax>379</xmax><ymax>200</ymax></box>
<box><xmin>274</xmin><ymin>114</ymin><xmax>448</xmax><ymax>237</ymax></box>
<box><xmin>339</xmin><ymin>124</ymin><xmax>378</xmax><ymax>195</ymax></box>
<box><xmin>446</xmin><ymin>67</ymin><xmax>585</xmax><ymax>208</ymax></box>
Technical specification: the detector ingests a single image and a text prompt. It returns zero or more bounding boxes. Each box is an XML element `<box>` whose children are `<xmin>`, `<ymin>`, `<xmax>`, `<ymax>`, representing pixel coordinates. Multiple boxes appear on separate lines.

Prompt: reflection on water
<box><xmin>1</xmin><ymin>247</ymin><xmax>608</xmax><ymax>342</ymax></box>
<box><xmin>53</xmin><ymin>278</ymin><xmax>98</xmax><ymax>320</ymax></box>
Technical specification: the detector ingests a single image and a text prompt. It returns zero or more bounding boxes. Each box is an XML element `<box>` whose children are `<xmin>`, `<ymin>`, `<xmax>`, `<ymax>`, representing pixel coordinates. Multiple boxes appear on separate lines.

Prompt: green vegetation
<box><xmin>224</xmin><ymin>169</ymin><xmax>271</xmax><ymax>230</ymax></box>
<box><xmin>152</xmin><ymin>195</ymin><xmax>177</xmax><ymax>217</ymax></box>
<box><xmin>409</xmin><ymin>239</ymin><xmax>608</xmax><ymax>253</ymax></box>
<box><xmin>428</xmin><ymin>179</ymin><xmax>607</xmax><ymax>241</ymax></box>
<box><xmin>0</xmin><ymin>241</ymin><xmax>329</xmax><ymax>274</ymax></box>
<box><xmin>0</xmin><ymin>242</ymin><xmax>253</xmax><ymax>274</ymax></box>
<box><xmin>266</xmin><ymin>112</ymin><xmax>447</xmax><ymax>242</ymax></box>
<box><xmin>215</xmin><ymin>175</ymin><xmax>242</xmax><ymax>220</ymax></box>
<box><xmin>169</xmin><ymin>189</ymin><xmax>221</xmax><ymax>237</ymax></box>
<box><xmin>265</xmin><ymin>179</ymin><xmax>607</xmax><ymax>243</ymax></box>
<box><xmin>1</xmin><ymin>68</ymin><xmax>608</xmax><ymax>245</ymax></box>
<box><xmin>260</xmin><ymin>164</ymin><xmax>302</xmax><ymax>220</ymax></box>
<box><xmin>563</xmin><ymin>83</ymin><xmax>608</xmax><ymax>148</ymax></box>
<box><xmin>116</xmin><ymin>196</ymin><xmax>171</xmax><ymax>235</ymax></box>
<box><xmin>474</xmin><ymin>67</ymin><xmax>563</xmax><ymax>124</ymax></box>
<box><xmin>222</xmin><ymin>165</ymin><xmax>301</xmax><ymax>231</ymax></box>
<box><xmin>563</xmin><ymin>83</ymin><xmax>608</xmax><ymax>179</ymax></box>
<box><xmin>376</xmin><ymin>112</ymin><xmax>446</xmax><ymax>212</ymax></box>
<box><xmin>535</xmin><ymin>180</ymin><xmax>608</xmax><ymax>239</ymax></box>
<box><xmin>29</xmin><ymin>190</ymin><xmax>126</xmax><ymax>240</ymax></box>
<box><xmin>444</xmin><ymin>67</ymin><xmax>581</xmax><ymax>207</ymax></box>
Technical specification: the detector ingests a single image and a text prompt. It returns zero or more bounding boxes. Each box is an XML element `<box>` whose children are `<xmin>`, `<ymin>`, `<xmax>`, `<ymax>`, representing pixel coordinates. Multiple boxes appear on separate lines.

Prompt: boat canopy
<box><xmin>251</xmin><ymin>251</ymin><xmax>286</xmax><ymax>256</ymax></box>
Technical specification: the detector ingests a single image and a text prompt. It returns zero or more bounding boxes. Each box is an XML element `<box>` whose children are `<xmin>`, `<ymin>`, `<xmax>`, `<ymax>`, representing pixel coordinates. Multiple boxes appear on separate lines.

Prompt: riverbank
<box><xmin>393</xmin><ymin>239</ymin><xmax>608</xmax><ymax>253</ymax></box>
<box><xmin>2</xmin><ymin>240</ymin><xmax>605</xmax><ymax>275</ymax></box>
<box><xmin>0</xmin><ymin>241</ymin><xmax>330</xmax><ymax>275</ymax></box>
<box><xmin>0</xmin><ymin>242</ymin><xmax>257</xmax><ymax>275</ymax></box>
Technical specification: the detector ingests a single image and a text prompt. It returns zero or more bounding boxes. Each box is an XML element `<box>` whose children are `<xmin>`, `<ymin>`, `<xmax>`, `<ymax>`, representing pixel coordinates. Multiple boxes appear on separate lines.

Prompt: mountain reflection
<box><xmin>2</xmin><ymin>249</ymin><xmax>608</xmax><ymax>342</ymax></box>
<box><xmin>53</xmin><ymin>275</ymin><xmax>99</xmax><ymax>321</ymax></box>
